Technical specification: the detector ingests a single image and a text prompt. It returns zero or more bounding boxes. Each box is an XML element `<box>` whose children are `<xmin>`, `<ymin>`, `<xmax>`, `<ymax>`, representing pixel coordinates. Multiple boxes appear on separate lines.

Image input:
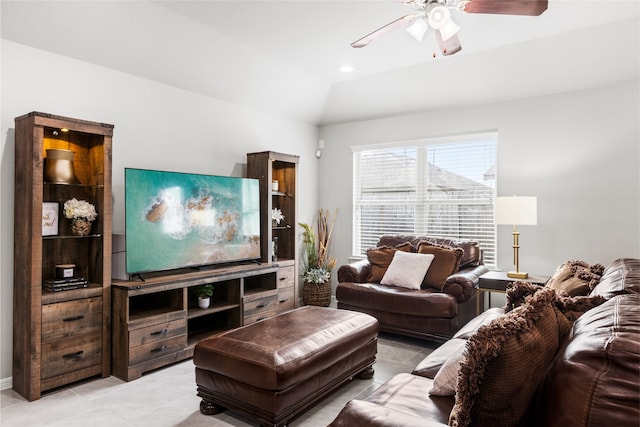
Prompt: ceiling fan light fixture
<box><xmin>427</xmin><ymin>4</ymin><xmax>460</xmax><ymax>41</ymax></box>
<box><xmin>405</xmin><ymin>15</ymin><xmax>429</xmax><ymax>42</ymax></box>
<box><xmin>438</xmin><ymin>19</ymin><xmax>460</xmax><ymax>41</ymax></box>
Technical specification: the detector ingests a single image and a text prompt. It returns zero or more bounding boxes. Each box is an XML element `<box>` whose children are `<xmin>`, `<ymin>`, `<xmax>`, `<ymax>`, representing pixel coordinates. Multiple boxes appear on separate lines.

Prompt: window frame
<box><xmin>351</xmin><ymin>132</ymin><xmax>497</xmax><ymax>269</ymax></box>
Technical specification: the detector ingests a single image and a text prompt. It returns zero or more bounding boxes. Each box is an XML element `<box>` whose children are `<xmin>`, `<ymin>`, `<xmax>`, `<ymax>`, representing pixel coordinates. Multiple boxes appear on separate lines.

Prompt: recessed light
<box><xmin>339</xmin><ymin>65</ymin><xmax>354</xmax><ymax>73</ymax></box>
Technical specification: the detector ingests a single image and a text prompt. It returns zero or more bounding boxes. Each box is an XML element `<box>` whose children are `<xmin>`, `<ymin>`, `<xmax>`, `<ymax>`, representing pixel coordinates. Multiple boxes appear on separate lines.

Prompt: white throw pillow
<box><xmin>380</xmin><ymin>251</ymin><xmax>434</xmax><ymax>290</ymax></box>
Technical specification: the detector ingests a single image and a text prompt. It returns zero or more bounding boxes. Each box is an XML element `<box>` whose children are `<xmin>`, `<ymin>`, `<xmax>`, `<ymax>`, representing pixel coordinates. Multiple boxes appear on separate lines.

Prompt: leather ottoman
<box><xmin>193</xmin><ymin>306</ymin><xmax>378</xmax><ymax>427</ymax></box>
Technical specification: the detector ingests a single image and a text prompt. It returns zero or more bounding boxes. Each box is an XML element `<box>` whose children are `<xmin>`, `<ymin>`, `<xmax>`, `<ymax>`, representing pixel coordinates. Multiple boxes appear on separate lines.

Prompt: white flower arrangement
<box><xmin>63</xmin><ymin>198</ymin><xmax>98</xmax><ymax>221</ymax></box>
<box><xmin>302</xmin><ymin>266</ymin><xmax>331</xmax><ymax>285</ymax></box>
<box><xmin>271</xmin><ymin>207</ymin><xmax>285</xmax><ymax>225</ymax></box>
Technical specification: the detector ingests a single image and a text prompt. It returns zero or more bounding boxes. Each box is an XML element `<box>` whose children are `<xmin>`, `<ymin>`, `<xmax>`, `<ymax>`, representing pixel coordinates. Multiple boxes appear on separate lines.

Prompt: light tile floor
<box><xmin>1</xmin><ymin>333</ymin><xmax>436</xmax><ymax>427</ymax></box>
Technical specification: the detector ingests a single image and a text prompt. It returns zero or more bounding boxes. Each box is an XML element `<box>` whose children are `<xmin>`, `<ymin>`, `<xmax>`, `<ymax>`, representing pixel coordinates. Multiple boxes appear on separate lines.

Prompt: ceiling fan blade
<box><xmin>435</xmin><ymin>31</ymin><xmax>462</xmax><ymax>56</ymax></box>
<box><xmin>461</xmin><ymin>0</ymin><xmax>548</xmax><ymax>16</ymax></box>
<box><xmin>352</xmin><ymin>14</ymin><xmax>418</xmax><ymax>48</ymax></box>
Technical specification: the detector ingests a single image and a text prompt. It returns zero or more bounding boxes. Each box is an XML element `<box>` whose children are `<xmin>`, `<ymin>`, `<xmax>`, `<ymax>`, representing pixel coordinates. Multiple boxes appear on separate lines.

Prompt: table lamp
<box><xmin>495</xmin><ymin>196</ymin><xmax>537</xmax><ymax>279</ymax></box>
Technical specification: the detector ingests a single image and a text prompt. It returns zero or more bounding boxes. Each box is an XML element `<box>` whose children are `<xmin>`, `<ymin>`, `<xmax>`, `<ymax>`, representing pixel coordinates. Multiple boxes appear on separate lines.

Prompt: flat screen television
<box><xmin>125</xmin><ymin>168</ymin><xmax>261</xmax><ymax>275</ymax></box>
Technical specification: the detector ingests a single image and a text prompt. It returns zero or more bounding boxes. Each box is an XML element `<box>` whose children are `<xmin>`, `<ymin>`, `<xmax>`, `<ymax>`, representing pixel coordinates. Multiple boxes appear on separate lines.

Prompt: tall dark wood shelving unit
<box><xmin>247</xmin><ymin>151</ymin><xmax>299</xmax><ymax>309</ymax></box>
<box><xmin>13</xmin><ymin>112</ymin><xmax>113</xmax><ymax>401</ymax></box>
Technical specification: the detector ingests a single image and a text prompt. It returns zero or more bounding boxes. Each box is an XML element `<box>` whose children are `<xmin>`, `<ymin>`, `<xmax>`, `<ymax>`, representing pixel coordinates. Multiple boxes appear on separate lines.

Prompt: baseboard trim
<box><xmin>1</xmin><ymin>376</ymin><xmax>12</xmax><ymax>391</ymax></box>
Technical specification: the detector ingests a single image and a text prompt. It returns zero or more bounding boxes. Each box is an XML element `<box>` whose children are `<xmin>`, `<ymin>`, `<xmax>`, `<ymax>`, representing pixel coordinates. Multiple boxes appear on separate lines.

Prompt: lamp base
<box><xmin>507</xmin><ymin>271</ymin><xmax>529</xmax><ymax>279</ymax></box>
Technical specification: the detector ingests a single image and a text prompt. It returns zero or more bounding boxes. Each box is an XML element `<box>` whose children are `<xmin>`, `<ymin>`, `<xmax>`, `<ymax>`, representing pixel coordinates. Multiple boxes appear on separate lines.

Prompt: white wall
<box><xmin>319</xmin><ymin>81</ymin><xmax>640</xmax><ymax>285</ymax></box>
<box><xmin>0</xmin><ymin>40</ymin><xmax>320</xmax><ymax>383</ymax></box>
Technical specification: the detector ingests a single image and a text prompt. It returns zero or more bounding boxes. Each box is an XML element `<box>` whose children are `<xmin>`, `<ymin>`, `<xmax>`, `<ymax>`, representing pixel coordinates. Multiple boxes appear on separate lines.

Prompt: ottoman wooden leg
<box><xmin>356</xmin><ymin>365</ymin><xmax>375</xmax><ymax>379</ymax></box>
<box><xmin>200</xmin><ymin>399</ymin><xmax>226</xmax><ymax>415</ymax></box>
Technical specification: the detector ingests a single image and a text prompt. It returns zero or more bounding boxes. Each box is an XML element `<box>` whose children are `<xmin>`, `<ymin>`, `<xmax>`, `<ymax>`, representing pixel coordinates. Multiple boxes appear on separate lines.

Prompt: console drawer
<box><xmin>277</xmin><ymin>266</ymin><xmax>295</xmax><ymax>289</ymax></box>
<box><xmin>129</xmin><ymin>335</ymin><xmax>187</xmax><ymax>366</ymax></box>
<box><xmin>129</xmin><ymin>318</ymin><xmax>187</xmax><ymax>348</ymax></box>
<box><xmin>41</xmin><ymin>333</ymin><xmax>102</xmax><ymax>380</ymax></box>
<box><xmin>244</xmin><ymin>309</ymin><xmax>278</xmax><ymax>325</ymax></box>
<box><xmin>244</xmin><ymin>294</ymin><xmax>278</xmax><ymax>317</ymax></box>
<box><xmin>42</xmin><ymin>297</ymin><xmax>102</xmax><ymax>342</ymax></box>
<box><xmin>277</xmin><ymin>287</ymin><xmax>295</xmax><ymax>313</ymax></box>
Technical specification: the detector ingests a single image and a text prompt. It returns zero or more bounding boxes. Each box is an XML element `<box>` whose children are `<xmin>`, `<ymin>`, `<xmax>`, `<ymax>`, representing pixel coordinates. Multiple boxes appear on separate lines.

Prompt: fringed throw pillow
<box><xmin>449</xmin><ymin>287</ymin><xmax>562</xmax><ymax>427</ymax></box>
<box><xmin>545</xmin><ymin>259</ymin><xmax>605</xmax><ymax>296</ymax></box>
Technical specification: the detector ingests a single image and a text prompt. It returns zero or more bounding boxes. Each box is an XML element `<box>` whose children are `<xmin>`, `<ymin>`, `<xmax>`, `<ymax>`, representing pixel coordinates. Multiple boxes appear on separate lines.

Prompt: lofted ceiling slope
<box><xmin>2</xmin><ymin>0</ymin><xmax>639</xmax><ymax>125</ymax></box>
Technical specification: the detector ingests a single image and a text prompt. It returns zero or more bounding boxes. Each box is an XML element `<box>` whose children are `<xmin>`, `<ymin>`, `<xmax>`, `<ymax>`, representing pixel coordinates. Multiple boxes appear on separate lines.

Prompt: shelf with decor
<box><xmin>247</xmin><ymin>151</ymin><xmax>300</xmax><ymax>308</ymax></box>
<box><xmin>13</xmin><ymin>111</ymin><xmax>113</xmax><ymax>401</ymax></box>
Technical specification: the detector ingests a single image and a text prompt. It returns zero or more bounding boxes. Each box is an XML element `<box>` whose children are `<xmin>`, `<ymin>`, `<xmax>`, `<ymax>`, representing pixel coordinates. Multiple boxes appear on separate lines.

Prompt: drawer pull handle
<box><xmin>256</xmin><ymin>303</ymin><xmax>267</xmax><ymax>308</ymax></box>
<box><xmin>150</xmin><ymin>329</ymin><xmax>168</xmax><ymax>336</ymax></box>
<box><xmin>150</xmin><ymin>345</ymin><xmax>167</xmax><ymax>353</ymax></box>
<box><xmin>279</xmin><ymin>299</ymin><xmax>288</xmax><ymax>303</ymax></box>
<box><xmin>62</xmin><ymin>350</ymin><xmax>84</xmax><ymax>360</ymax></box>
<box><xmin>63</xmin><ymin>315</ymin><xmax>84</xmax><ymax>322</ymax></box>
<box><xmin>279</xmin><ymin>277</ymin><xmax>287</xmax><ymax>281</ymax></box>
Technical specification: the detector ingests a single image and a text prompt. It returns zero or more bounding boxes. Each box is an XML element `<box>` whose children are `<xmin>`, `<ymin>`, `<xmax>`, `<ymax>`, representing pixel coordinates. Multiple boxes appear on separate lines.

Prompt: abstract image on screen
<box><xmin>125</xmin><ymin>168</ymin><xmax>260</xmax><ymax>274</ymax></box>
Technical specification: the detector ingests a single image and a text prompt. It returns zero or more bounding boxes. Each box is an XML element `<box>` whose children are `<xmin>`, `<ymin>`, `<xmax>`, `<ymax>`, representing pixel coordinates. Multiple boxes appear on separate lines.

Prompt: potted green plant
<box><xmin>196</xmin><ymin>284</ymin><xmax>214</xmax><ymax>309</ymax></box>
<box><xmin>299</xmin><ymin>209</ymin><xmax>337</xmax><ymax>307</ymax></box>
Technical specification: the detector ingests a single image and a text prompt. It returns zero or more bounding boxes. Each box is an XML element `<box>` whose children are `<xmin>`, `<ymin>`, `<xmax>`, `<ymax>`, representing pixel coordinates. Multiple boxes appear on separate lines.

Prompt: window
<box><xmin>352</xmin><ymin>133</ymin><xmax>497</xmax><ymax>268</ymax></box>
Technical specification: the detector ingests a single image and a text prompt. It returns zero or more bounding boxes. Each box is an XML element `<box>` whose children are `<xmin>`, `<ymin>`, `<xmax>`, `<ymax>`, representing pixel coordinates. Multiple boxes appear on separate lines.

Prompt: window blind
<box><xmin>352</xmin><ymin>134</ymin><xmax>497</xmax><ymax>268</ymax></box>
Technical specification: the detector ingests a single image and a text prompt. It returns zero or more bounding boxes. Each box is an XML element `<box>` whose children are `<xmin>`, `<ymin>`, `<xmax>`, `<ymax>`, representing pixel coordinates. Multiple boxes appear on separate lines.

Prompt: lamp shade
<box><xmin>495</xmin><ymin>196</ymin><xmax>537</xmax><ymax>225</ymax></box>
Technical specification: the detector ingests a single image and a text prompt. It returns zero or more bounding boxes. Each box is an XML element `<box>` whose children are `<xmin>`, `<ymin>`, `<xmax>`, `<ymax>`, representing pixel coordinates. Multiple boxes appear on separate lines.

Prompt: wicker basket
<box><xmin>302</xmin><ymin>281</ymin><xmax>332</xmax><ymax>307</ymax></box>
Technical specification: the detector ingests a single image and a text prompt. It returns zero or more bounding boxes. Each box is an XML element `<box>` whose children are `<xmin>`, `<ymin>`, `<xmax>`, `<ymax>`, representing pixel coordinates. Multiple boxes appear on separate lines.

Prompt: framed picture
<box><xmin>42</xmin><ymin>202</ymin><xmax>59</xmax><ymax>236</ymax></box>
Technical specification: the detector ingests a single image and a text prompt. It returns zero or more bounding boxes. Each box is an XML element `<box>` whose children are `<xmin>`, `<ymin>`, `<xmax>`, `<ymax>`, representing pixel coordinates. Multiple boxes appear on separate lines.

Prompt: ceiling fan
<box><xmin>352</xmin><ymin>0</ymin><xmax>548</xmax><ymax>56</ymax></box>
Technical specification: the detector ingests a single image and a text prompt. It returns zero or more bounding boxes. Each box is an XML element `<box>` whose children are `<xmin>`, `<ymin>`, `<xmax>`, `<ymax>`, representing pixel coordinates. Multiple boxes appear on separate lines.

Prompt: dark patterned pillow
<box><xmin>416</xmin><ymin>241</ymin><xmax>463</xmax><ymax>290</ymax></box>
<box><xmin>504</xmin><ymin>280</ymin><xmax>605</xmax><ymax>342</ymax></box>
<box><xmin>450</xmin><ymin>287</ymin><xmax>562</xmax><ymax>427</ymax></box>
<box><xmin>366</xmin><ymin>242</ymin><xmax>413</xmax><ymax>283</ymax></box>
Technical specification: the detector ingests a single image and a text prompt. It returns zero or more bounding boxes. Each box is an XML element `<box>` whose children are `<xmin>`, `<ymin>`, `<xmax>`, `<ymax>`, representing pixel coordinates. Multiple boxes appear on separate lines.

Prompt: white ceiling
<box><xmin>2</xmin><ymin>0</ymin><xmax>639</xmax><ymax>125</ymax></box>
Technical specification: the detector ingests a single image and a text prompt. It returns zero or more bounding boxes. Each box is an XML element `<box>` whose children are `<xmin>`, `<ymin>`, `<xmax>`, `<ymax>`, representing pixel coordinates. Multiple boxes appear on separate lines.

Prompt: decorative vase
<box><xmin>198</xmin><ymin>297</ymin><xmax>210</xmax><ymax>309</ymax></box>
<box><xmin>44</xmin><ymin>149</ymin><xmax>77</xmax><ymax>184</ymax></box>
<box><xmin>302</xmin><ymin>281</ymin><xmax>332</xmax><ymax>307</ymax></box>
<box><xmin>71</xmin><ymin>217</ymin><xmax>93</xmax><ymax>236</ymax></box>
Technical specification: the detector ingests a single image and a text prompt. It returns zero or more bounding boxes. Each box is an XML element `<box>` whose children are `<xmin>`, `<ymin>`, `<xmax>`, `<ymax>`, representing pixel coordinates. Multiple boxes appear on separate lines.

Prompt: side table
<box><xmin>476</xmin><ymin>271</ymin><xmax>550</xmax><ymax>315</ymax></box>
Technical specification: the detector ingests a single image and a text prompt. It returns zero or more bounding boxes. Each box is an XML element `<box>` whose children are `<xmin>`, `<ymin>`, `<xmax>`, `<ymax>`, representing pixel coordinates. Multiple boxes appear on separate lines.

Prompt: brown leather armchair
<box><xmin>336</xmin><ymin>234</ymin><xmax>488</xmax><ymax>342</ymax></box>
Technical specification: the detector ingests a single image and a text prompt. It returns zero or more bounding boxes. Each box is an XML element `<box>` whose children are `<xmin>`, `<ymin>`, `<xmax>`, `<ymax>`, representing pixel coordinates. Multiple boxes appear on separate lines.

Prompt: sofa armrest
<box><xmin>443</xmin><ymin>264</ymin><xmax>489</xmax><ymax>303</ymax></box>
<box><xmin>337</xmin><ymin>259</ymin><xmax>371</xmax><ymax>283</ymax></box>
<box><xmin>329</xmin><ymin>400</ymin><xmax>448</xmax><ymax>427</ymax></box>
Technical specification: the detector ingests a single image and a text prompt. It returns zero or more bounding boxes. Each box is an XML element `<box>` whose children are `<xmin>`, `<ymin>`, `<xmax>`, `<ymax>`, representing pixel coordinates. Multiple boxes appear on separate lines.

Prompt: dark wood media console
<box><xmin>112</xmin><ymin>261</ymin><xmax>292</xmax><ymax>381</ymax></box>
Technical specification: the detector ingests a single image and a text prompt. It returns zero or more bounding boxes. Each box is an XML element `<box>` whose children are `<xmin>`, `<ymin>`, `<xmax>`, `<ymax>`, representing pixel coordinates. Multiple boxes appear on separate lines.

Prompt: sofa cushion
<box><xmin>366</xmin><ymin>242</ymin><xmax>413</xmax><ymax>283</ymax></box>
<box><xmin>413</xmin><ymin>338</ymin><xmax>466</xmax><ymax>379</ymax></box>
<box><xmin>330</xmin><ymin>373</ymin><xmax>454</xmax><ymax>427</ymax></box>
<box><xmin>590</xmin><ymin>257</ymin><xmax>640</xmax><ymax>298</ymax></box>
<box><xmin>532</xmin><ymin>293</ymin><xmax>640</xmax><ymax>427</ymax></box>
<box><xmin>336</xmin><ymin>281</ymin><xmax>457</xmax><ymax>318</ymax></box>
<box><xmin>381</xmin><ymin>251</ymin><xmax>434</xmax><ymax>290</ymax></box>
<box><xmin>417</xmin><ymin>242</ymin><xmax>464</xmax><ymax>290</ymax></box>
<box><xmin>413</xmin><ymin>308</ymin><xmax>505</xmax><ymax>379</ymax></box>
<box><xmin>546</xmin><ymin>259</ymin><xmax>605</xmax><ymax>296</ymax></box>
<box><xmin>449</xmin><ymin>287</ymin><xmax>562</xmax><ymax>427</ymax></box>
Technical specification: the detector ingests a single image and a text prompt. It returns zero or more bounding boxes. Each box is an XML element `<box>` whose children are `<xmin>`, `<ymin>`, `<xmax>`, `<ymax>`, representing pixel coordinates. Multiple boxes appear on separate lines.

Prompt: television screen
<box><xmin>125</xmin><ymin>168</ymin><xmax>261</xmax><ymax>275</ymax></box>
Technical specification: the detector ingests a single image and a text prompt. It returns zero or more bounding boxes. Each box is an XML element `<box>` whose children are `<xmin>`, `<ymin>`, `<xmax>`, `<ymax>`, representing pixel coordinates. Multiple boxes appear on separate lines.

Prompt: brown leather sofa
<box><xmin>330</xmin><ymin>258</ymin><xmax>640</xmax><ymax>427</ymax></box>
<box><xmin>336</xmin><ymin>234</ymin><xmax>488</xmax><ymax>341</ymax></box>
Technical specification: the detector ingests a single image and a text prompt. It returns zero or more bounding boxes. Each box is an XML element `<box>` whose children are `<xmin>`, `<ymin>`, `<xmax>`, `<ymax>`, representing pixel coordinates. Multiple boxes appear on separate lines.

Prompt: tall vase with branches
<box><xmin>299</xmin><ymin>209</ymin><xmax>338</xmax><ymax>306</ymax></box>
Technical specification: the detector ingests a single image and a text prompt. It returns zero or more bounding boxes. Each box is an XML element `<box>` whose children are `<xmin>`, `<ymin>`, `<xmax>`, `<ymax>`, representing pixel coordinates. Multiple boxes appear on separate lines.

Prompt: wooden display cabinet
<box><xmin>13</xmin><ymin>112</ymin><xmax>113</xmax><ymax>401</ymax></box>
<box><xmin>247</xmin><ymin>151</ymin><xmax>299</xmax><ymax>308</ymax></box>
